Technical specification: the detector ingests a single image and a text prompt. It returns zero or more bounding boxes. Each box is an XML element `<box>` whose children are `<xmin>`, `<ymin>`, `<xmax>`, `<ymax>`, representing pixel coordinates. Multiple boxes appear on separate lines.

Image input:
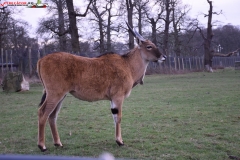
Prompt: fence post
<box><xmin>10</xmin><ymin>50</ymin><xmax>13</xmax><ymax>72</ymax></box>
<box><xmin>38</xmin><ymin>50</ymin><xmax>41</xmax><ymax>60</ymax></box>
<box><xmin>168</xmin><ymin>57</ymin><xmax>172</xmax><ymax>71</ymax></box>
<box><xmin>189</xmin><ymin>57</ymin><xmax>191</xmax><ymax>70</ymax></box>
<box><xmin>195</xmin><ymin>57</ymin><xmax>198</xmax><ymax>70</ymax></box>
<box><xmin>198</xmin><ymin>57</ymin><xmax>201</xmax><ymax>69</ymax></box>
<box><xmin>28</xmin><ymin>47</ymin><xmax>32</xmax><ymax>77</ymax></box>
<box><xmin>5</xmin><ymin>50</ymin><xmax>8</xmax><ymax>73</ymax></box>
<box><xmin>182</xmin><ymin>57</ymin><xmax>184</xmax><ymax>70</ymax></box>
<box><xmin>234</xmin><ymin>57</ymin><xmax>237</xmax><ymax>66</ymax></box>
<box><xmin>1</xmin><ymin>48</ymin><xmax>3</xmax><ymax>76</ymax></box>
<box><xmin>178</xmin><ymin>57</ymin><xmax>180</xmax><ymax>70</ymax></box>
<box><xmin>43</xmin><ymin>47</ymin><xmax>45</xmax><ymax>56</ymax></box>
<box><xmin>174</xmin><ymin>57</ymin><xmax>177</xmax><ymax>70</ymax></box>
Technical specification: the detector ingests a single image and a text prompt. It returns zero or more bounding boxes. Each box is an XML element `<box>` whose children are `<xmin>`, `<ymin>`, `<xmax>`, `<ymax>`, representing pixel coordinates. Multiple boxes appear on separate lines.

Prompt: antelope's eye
<box><xmin>146</xmin><ymin>46</ymin><xmax>152</xmax><ymax>50</ymax></box>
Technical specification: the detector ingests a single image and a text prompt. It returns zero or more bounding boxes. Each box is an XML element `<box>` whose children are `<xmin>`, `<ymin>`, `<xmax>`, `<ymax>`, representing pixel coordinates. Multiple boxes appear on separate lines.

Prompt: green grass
<box><xmin>0</xmin><ymin>69</ymin><xmax>240</xmax><ymax>159</ymax></box>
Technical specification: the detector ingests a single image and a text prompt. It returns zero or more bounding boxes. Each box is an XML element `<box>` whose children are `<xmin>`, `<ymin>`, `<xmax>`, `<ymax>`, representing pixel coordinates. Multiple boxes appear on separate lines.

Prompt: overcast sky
<box><xmin>7</xmin><ymin>0</ymin><xmax>240</xmax><ymax>37</ymax></box>
<box><xmin>182</xmin><ymin>0</ymin><xmax>240</xmax><ymax>26</ymax></box>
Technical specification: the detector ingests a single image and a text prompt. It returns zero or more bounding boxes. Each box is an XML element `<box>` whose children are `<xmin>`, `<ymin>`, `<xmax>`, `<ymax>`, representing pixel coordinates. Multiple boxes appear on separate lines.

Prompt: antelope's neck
<box><xmin>126</xmin><ymin>48</ymin><xmax>149</xmax><ymax>85</ymax></box>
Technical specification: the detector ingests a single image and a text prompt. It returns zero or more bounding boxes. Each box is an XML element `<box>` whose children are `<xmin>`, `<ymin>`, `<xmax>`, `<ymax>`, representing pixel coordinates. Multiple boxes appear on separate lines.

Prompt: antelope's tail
<box><xmin>37</xmin><ymin>59</ymin><xmax>46</xmax><ymax>107</ymax></box>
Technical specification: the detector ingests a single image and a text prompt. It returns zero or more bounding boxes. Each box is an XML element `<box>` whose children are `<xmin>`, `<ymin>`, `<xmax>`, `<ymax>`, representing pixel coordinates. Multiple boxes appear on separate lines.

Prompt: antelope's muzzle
<box><xmin>158</xmin><ymin>55</ymin><xmax>167</xmax><ymax>63</ymax></box>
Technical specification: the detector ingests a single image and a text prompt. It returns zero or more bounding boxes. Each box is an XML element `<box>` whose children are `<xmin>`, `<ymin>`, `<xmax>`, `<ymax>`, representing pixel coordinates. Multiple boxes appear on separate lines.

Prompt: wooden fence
<box><xmin>148</xmin><ymin>56</ymin><xmax>240</xmax><ymax>72</ymax></box>
<box><xmin>1</xmin><ymin>48</ymin><xmax>240</xmax><ymax>78</ymax></box>
<box><xmin>0</xmin><ymin>48</ymin><xmax>40</xmax><ymax>78</ymax></box>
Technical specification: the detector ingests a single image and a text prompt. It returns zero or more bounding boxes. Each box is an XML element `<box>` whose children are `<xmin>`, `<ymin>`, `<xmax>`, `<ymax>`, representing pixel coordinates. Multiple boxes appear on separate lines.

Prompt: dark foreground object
<box><xmin>0</xmin><ymin>155</ymin><xmax>110</xmax><ymax>160</ymax></box>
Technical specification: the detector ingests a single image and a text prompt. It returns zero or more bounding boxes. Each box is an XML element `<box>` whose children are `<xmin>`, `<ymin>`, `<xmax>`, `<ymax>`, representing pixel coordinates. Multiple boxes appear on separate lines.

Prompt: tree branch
<box><xmin>43</xmin><ymin>24</ymin><xmax>69</xmax><ymax>36</ymax></box>
<box><xmin>213</xmin><ymin>48</ymin><xmax>240</xmax><ymax>57</ymax></box>
<box><xmin>75</xmin><ymin>0</ymin><xmax>93</xmax><ymax>17</ymax></box>
<box><xmin>197</xmin><ymin>26</ymin><xmax>207</xmax><ymax>40</ymax></box>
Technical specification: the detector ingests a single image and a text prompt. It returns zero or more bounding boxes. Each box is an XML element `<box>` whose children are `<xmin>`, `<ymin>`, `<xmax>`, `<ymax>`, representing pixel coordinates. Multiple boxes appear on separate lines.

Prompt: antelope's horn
<box><xmin>126</xmin><ymin>22</ymin><xmax>136</xmax><ymax>37</ymax></box>
<box><xmin>133</xmin><ymin>28</ymin><xmax>146</xmax><ymax>42</ymax></box>
<box><xmin>126</xmin><ymin>21</ymin><xmax>146</xmax><ymax>42</ymax></box>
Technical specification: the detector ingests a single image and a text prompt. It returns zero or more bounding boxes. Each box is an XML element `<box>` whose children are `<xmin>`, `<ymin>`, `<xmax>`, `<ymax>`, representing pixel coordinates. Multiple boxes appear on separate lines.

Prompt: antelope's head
<box><xmin>126</xmin><ymin>22</ymin><xmax>166</xmax><ymax>63</ymax></box>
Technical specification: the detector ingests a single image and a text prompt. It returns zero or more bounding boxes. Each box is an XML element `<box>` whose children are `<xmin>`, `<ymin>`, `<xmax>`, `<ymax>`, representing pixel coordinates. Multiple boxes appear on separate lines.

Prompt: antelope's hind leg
<box><xmin>110</xmin><ymin>98</ymin><xmax>124</xmax><ymax>146</ymax></box>
<box><xmin>48</xmin><ymin>95</ymin><xmax>66</xmax><ymax>148</ymax></box>
<box><xmin>37</xmin><ymin>93</ymin><xmax>66</xmax><ymax>152</ymax></box>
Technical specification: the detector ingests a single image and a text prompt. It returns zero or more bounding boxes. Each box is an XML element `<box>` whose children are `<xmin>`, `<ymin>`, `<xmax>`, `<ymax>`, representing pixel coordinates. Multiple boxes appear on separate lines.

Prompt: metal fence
<box><xmin>1</xmin><ymin>48</ymin><xmax>240</xmax><ymax>78</ymax></box>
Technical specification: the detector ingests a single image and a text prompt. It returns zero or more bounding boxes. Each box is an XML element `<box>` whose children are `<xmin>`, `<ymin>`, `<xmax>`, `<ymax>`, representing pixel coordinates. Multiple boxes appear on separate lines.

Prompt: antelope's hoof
<box><xmin>116</xmin><ymin>140</ymin><xmax>124</xmax><ymax>146</ymax></box>
<box><xmin>38</xmin><ymin>145</ymin><xmax>47</xmax><ymax>152</ymax></box>
<box><xmin>54</xmin><ymin>143</ymin><xmax>63</xmax><ymax>147</ymax></box>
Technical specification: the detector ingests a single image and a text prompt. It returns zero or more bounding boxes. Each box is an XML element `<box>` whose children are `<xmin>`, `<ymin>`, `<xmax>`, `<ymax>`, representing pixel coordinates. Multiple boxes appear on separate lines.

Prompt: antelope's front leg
<box><xmin>110</xmin><ymin>99</ymin><xmax>124</xmax><ymax>146</ymax></box>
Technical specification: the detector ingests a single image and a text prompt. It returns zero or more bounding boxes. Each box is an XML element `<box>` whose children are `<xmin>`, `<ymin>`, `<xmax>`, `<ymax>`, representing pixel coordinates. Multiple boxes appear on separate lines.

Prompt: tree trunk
<box><xmin>126</xmin><ymin>0</ymin><xmax>134</xmax><ymax>49</ymax></box>
<box><xmin>106</xmin><ymin>2</ymin><xmax>112</xmax><ymax>52</ymax></box>
<box><xmin>28</xmin><ymin>47</ymin><xmax>32</xmax><ymax>77</ymax></box>
<box><xmin>106</xmin><ymin>17</ymin><xmax>111</xmax><ymax>51</ymax></box>
<box><xmin>57</xmin><ymin>0</ymin><xmax>67</xmax><ymax>51</ymax></box>
<box><xmin>99</xmin><ymin>17</ymin><xmax>105</xmax><ymax>53</ymax></box>
<box><xmin>150</xmin><ymin>18</ymin><xmax>157</xmax><ymax>45</ymax></box>
<box><xmin>172</xmin><ymin>8</ymin><xmax>181</xmax><ymax>56</ymax></box>
<box><xmin>66</xmin><ymin>0</ymin><xmax>80</xmax><ymax>53</ymax></box>
<box><xmin>136</xmin><ymin>3</ymin><xmax>142</xmax><ymax>35</ymax></box>
<box><xmin>204</xmin><ymin>0</ymin><xmax>214</xmax><ymax>72</ymax></box>
<box><xmin>146</xmin><ymin>1</ymin><xmax>164</xmax><ymax>47</ymax></box>
<box><xmin>90</xmin><ymin>2</ymin><xmax>106</xmax><ymax>54</ymax></box>
<box><xmin>163</xmin><ymin>0</ymin><xmax>171</xmax><ymax>56</ymax></box>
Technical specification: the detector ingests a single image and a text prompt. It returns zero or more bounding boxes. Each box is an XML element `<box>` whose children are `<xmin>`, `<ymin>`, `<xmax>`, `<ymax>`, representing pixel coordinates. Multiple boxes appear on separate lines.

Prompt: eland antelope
<box><xmin>37</xmin><ymin>23</ymin><xmax>166</xmax><ymax>152</ymax></box>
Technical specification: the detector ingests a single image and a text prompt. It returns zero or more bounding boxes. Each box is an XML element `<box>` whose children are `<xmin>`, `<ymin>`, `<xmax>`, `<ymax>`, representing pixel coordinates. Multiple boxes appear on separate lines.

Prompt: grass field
<box><xmin>0</xmin><ymin>69</ymin><xmax>240</xmax><ymax>160</ymax></box>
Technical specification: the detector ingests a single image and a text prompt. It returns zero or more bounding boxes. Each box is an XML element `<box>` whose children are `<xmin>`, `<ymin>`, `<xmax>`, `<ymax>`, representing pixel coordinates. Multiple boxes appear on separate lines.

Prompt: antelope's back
<box><xmin>37</xmin><ymin>52</ymin><xmax>133</xmax><ymax>100</ymax></box>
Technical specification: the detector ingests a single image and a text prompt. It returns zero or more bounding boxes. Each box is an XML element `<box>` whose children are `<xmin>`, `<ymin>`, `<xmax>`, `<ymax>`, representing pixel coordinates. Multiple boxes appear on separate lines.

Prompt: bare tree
<box><xmin>177</xmin><ymin>18</ymin><xmax>202</xmax><ymax>56</ymax></box>
<box><xmin>126</xmin><ymin>0</ymin><xmax>135</xmax><ymax>49</ymax></box>
<box><xmin>134</xmin><ymin>0</ymin><xmax>149</xmax><ymax>35</ymax></box>
<box><xmin>145</xmin><ymin>0</ymin><xmax>164</xmax><ymax>45</ymax></box>
<box><xmin>89</xmin><ymin>0</ymin><xmax>107</xmax><ymax>53</ymax></box>
<box><xmin>213</xmin><ymin>25</ymin><xmax>240</xmax><ymax>53</ymax></box>
<box><xmin>162</xmin><ymin>0</ymin><xmax>173</xmax><ymax>56</ymax></box>
<box><xmin>105</xmin><ymin>0</ymin><xmax>119</xmax><ymax>51</ymax></box>
<box><xmin>66</xmin><ymin>0</ymin><xmax>93</xmax><ymax>53</ymax></box>
<box><xmin>0</xmin><ymin>6</ymin><xmax>9</xmax><ymax>49</ymax></box>
<box><xmin>3</xmin><ymin>16</ymin><xmax>39</xmax><ymax>76</ymax></box>
<box><xmin>171</xmin><ymin>0</ymin><xmax>190</xmax><ymax>56</ymax></box>
<box><xmin>38</xmin><ymin>0</ymin><xmax>68</xmax><ymax>51</ymax></box>
<box><xmin>56</xmin><ymin>0</ymin><xmax>68</xmax><ymax>51</ymax></box>
<box><xmin>197</xmin><ymin>0</ymin><xmax>222</xmax><ymax>72</ymax></box>
<box><xmin>199</xmin><ymin>0</ymin><xmax>214</xmax><ymax>71</ymax></box>
<box><xmin>88</xmin><ymin>0</ymin><xmax>120</xmax><ymax>53</ymax></box>
<box><xmin>8</xmin><ymin>19</ymin><xmax>29</xmax><ymax>49</ymax></box>
<box><xmin>148</xmin><ymin>17</ymin><xmax>160</xmax><ymax>45</ymax></box>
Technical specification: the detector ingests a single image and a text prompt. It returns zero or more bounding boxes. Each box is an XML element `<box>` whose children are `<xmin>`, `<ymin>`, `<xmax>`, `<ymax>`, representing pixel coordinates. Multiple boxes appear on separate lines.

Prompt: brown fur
<box><xmin>37</xmin><ymin>40</ymin><xmax>165</xmax><ymax>151</ymax></box>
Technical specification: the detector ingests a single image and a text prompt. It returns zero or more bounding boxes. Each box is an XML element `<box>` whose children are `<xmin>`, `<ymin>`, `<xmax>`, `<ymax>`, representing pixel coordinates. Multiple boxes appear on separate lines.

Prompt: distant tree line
<box><xmin>0</xmin><ymin>0</ymin><xmax>240</xmax><ymax>72</ymax></box>
<box><xmin>0</xmin><ymin>5</ymin><xmax>39</xmax><ymax>74</ymax></box>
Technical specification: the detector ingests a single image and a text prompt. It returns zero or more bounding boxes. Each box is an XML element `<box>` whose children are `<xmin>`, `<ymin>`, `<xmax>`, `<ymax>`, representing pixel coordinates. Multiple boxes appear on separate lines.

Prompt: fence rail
<box><xmin>1</xmin><ymin>48</ymin><xmax>240</xmax><ymax>78</ymax></box>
